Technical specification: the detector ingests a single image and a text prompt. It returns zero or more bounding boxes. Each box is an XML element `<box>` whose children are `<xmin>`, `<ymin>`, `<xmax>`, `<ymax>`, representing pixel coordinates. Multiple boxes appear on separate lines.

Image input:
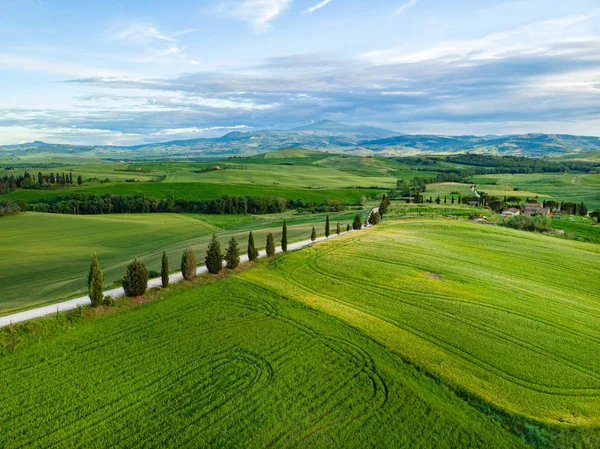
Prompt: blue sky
<box><xmin>1</xmin><ymin>0</ymin><xmax>600</xmax><ymax>145</ymax></box>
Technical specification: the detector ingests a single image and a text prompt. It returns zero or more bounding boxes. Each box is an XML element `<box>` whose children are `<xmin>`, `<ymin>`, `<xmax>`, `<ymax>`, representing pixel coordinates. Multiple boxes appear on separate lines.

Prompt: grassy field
<box><xmin>0</xmin><ymin>263</ymin><xmax>528</xmax><ymax>448</ymax></box>
<box><xmin>242</xmin><ymin>220</ymin><xmax>600</xmax><ymax>425</ymax></box>
<box><xmin>0</xmin><ymin>210</ymin><xmax>366</xmax><ymax>315</ymax></box>
<box><xmin>470</xmin><ymin>173</ymin><xmax>600</xmax><ymax>209</ymax></box>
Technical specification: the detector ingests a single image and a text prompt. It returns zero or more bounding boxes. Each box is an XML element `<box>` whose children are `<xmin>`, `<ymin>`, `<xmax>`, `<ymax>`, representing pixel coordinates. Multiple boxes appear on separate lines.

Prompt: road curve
<box><xmin>0</xmin><ymin>220</ymin><xmax>372</xmax><ymax>328</ymax></box>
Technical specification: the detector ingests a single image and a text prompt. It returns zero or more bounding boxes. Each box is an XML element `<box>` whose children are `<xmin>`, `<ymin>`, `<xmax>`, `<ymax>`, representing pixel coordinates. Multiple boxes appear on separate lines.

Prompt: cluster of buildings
<box><xmin>502</xmin><ymin>203</ymin><xmax>553</xmax><ymax>217</ymax></box>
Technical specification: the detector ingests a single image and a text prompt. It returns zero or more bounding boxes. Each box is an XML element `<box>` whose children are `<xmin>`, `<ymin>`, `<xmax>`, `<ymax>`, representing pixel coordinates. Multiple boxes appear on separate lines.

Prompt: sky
<box><xmin>1</xmin><ymin>0</ymin><xmax>600</xmax><ymax>145</ymax></box>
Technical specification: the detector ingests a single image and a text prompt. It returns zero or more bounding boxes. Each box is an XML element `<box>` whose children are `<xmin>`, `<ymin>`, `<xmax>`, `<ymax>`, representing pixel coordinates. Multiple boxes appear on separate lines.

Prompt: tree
<box><xmin>590</xmin><ymin>210</ymin><xmax>600</xmax><ymax>223</ymax></box>
<box><xmin>352</xmin><ymin>214</ymin><xmax>362</xmax><ymax>230</ymax></box>
<box><xmin>248</xmin><ymin>231</ymin><xmax>259</xmax><ymax>261</ymax></box>
<box><xmin>205</xmin><ymin>233</ymin><xmax>223</xmax><ymax>274</ymax></box>
<box><xmin>77</xmin><ymin>175</ymin><xmax>83</xmax><ymax>185</ymax></box>
<box><xmin>88</xmin><ymin>253</ymin><xmax>100</xmax><ymax>288</ymax></box>
<box><xmin>435</xmin><ymin>196</ymin><xmax>441</xmax><ymax>204</ymax></box>
<box><xmin>346</xmin><ymin>224</ymin><xmax>351</xmax><ymax>232</ymax></box>
<box><xmin>161</xmin><ymin>251</ymin><xmax>169</xmax><ymax>288</ymax></box>
<box><xmin>451</xmin><ymin>196</ymin><xmax>455</xmax><ymax>204</ymax></box>
<box><xmin>266</xmin><ymin>233</ymin><xmax>276</xmax><ymax>257</ymax></box>
<box><xmin>368</xmin><ymin>211</ymin><xmax>380</xmax><ymax>225</ymax></box>
<box><xmin>379</xmin><ymin>194</ymin><xmax>390</xmax><ymax>217</ymax></box>
<box><xmin>225</xmin><ymin>237</ymin><xmax>240</xmax><ymax>269</ymax></box>
<box><xmin>311</xmin><ymin>227</ymin><xmax>317</xmax><ymax>241</ymax></box>
<box><xmin>325</xmin><ymin>215</ymin><xmax>330</xmax><ymax>238</ymax></box>
<box><xmin>336</xmin><ymin>221</ymin><xmax>341</xmax><ymax>235</ymax></box>
<box><xmin>122</xmin><ymin>259</ymin><xmax>148</xmax><ymax>297</ymax></box>
<box><xmin>281</xmin><ymin>220</ymin><xmax>288</xmax><ymax>252</ymax></box>
<box><xmin>88</xmin><ymin>254</ymin><xmax>103</xmax><ymax>307</ymax></box>
<box><xmin>181</xmin><ymin>247</ymin><xmax>197</xmax><ymax>280</ymax></box>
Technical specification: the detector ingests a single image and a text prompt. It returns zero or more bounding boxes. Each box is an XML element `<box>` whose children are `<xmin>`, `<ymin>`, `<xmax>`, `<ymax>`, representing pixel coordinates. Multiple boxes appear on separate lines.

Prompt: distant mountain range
<box><xmin>2</xmin><ymin>120</ymin><xmax>600</xmax><ymax>159</ymax></box>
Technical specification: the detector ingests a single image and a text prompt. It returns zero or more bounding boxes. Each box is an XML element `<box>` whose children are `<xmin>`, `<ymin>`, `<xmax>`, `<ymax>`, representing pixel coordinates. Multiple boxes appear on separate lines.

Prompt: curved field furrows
<box><xmin>275</xmin><ymin>254</ymin><xmax>600</xmax><ymax>396</ymax></box>
<box><xmin>303</xmin><ymin>254</ymin><xmax>600</xmax><ymax>393</ymax></box>
<box><xmin>240</xmin><ymin>220</ymin><xmax>600</xmax><ymax>422</ymax></box>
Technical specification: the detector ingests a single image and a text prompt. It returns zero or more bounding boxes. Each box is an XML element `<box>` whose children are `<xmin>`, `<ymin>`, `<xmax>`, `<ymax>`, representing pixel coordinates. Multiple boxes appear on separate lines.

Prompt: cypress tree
<box><xmin>444</xmin><ymin>196</ymin><xmax>447</xmax><ymax>204</ymax></box>
<box><xmin>205</xmin><ymin>233</ymin><xmax>223</xmax><ymax>274</ymax></box>
<box><xmin>336</xmin><ymin>222</ymin><xmax>341</xmax><ymax>235</ymax></box>
<box><xmin>161</xmin><ymin>251</ymin><xmax>169</xmax><ymax>288</ymax></box>
<box><xmin>266</xmin><ymin>233</ymin><xmax>276</xmax><ymax>257</ymax></box>
<box><xmin>89</xmin><ymin>255</ymin><xmax>103</xmax><ymax>307</ymax></box>
<box><xmin>346</xmin><ymin>224</ymin><xmax>351</xmax><ymax>232</ymax></box>
<box><xmin>451</xmin><ymin>196</ymin><xmax>455</xmax><ymax>204</ymax></box>
<box><xmin>325</xmin><ymin>215</ymin><xmax>330</xmax><ymax>238</ymax></box>
<box><xmin>225</xmin><ymin>237</ymin><xmax>240</xmax><ymax>269</ymax></box>
<box><xmin>77</xmin><ymin>175</ymin><xmax>83</xmax><ymax>185</ymax></box>
<box><xmin>352</xmin><ymin>214</ymin><xmax>362</xmax><ymax>230</ymax></box>
<box><xmin>88</xmin><ymin>253</ymin><xmax>100</xmax><ymax>288</ymax></box>
<box><xmin>248</xmin><ymin>231</ymin><xmax>259</xmax><ymax>261</ymax></box>
<box><xmin>122</xmin><ymin>259</ymin><xmax>148</xmax><ymax>297</ymax></box>
<box><xmin>181</xmin><ymin>247</ymin><xmax>197</xmax><ymax>280</ymax></box>
<box><xmin>281</xmin><ymin>220</ymin><xmax>288</xmax><ymax>252</ymax></box>
<box><xmin>311</xmin><ymin>227</ymin><xmax>317</xmax><ymax>241</ymax></box>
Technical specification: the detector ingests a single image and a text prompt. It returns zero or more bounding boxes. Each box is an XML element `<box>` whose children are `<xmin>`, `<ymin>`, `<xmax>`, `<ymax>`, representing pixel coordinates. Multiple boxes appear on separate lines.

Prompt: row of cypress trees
<box><xmin>88</xmin><ymin>213</ymin><xmax>370</xmax><ymax>306</ymax></box>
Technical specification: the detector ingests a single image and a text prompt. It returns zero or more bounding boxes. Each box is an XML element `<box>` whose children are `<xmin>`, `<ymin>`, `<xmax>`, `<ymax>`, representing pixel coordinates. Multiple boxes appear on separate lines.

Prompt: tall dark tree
<box><xmin>352</xmin><ymin>214</ymin><xmax>362</xmax><ymax>230</ymax></box>
<box><xmin>281</xmin><ymin>220</ymin><xmax>288</xmax><ymax>252</ymax></box>
<box><xmin>38</xmin><ymin>172</ymin><xmax>43</xmax><ymax>185</ymax></box>
<box><xmin>88</xmin><ymin>254</ymin><xmax>103</xmax><ymax>307</ymax></box>
<box><xmin>444</xmin><ymin>196</ymin><xmax>447</xmax><ymax>204</ymax></box>
<box><xmin>77</xmin><ymin>175</ymin><xmax>83</xmax><ymax>185</ymax></box>
<box><xmin>379</xmin><ymin>194</ymin><xmax>390</xmax><ymax>217</ymax></box>
<box><xmin>248</xmin><ymin>231</ymin><xmax>259</xmax><ymax>261</ymax></box>
<box><xmin>346</xmin><ymin>224</ymin><xmax>351</xmax><ymax>232</ymax></box>
<box><xmin>225</xmin><ymin>237</ymin><xmax>240</xmax><ymax>269</ymax></box>
<box><xmin>181</xmin><ymin>247</ymin><xmax>197</xmax><ymax>280</ymax></box>
<box><xmin>311</xmin><ymin>227</ymin><xmax>317</xmax><ymax>241</ymax></box>
<box><xmin>325</xmin><ymin>215</ymin><xmax>330</xmax><ymax>238</ymax></box>
<box><xmin>50</xmin><ymin>172</ymin><xmax>56</xmax><ymax>184</ymax></box>
<box><xmin>205</xmin><ymin>233</ymin><xmax>223</xmax><ymax>274</ymax></box>
<box><xmin>336</xmin><ymin>221</ymin><xmax>341</xmax><ymax>235</ymax></box>
<box><xmin>122</xmin><ymin>259</ymin><xmax>148</xmax><ymax>297</ymax></box>
<box><xmin>161</xmin><ymin>251</ymin><xmax>169</xmax><ymax>288</ymax></box>
<box><xmin>266</xmin><ymin>233</ymin><xmax>276</xmax><ymax>257</ymax></box>
<box><xmin>368</xmin><ymin>211</ymin><xmax>381</xmax><ymax>225</ymax></box>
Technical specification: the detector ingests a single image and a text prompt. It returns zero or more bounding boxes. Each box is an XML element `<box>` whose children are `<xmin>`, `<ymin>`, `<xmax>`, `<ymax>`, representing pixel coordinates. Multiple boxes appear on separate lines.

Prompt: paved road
<box><xmin>0</xmin><ymin>229</ymin><xmax>360</xmax><ymax>328</ymax></box>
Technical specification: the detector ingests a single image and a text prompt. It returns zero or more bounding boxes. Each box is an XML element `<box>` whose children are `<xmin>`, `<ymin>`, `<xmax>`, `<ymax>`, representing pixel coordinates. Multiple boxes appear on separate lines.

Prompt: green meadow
<box><xmin>243</xmin><ymin>220</ymin><xmax>600</xmax><ymax>425</ymax></box>
<box><xmin>0</xmin><ymin>210</ymin><xmax>365</xmax><ymax>314</ymax></box>
<box><xmin>2</xmin><ymin>219</ymin><xmax>599</xmax><ymax>447</ymax></box>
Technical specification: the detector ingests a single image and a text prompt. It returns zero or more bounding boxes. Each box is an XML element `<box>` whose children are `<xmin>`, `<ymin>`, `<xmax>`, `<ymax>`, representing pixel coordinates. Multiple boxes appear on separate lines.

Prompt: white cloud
<box><xmin>302</xmin><ymin>0</ymin><xmax>332</xmax><ymax>14</ymax></box>
<box><xmin>110</xmin><ymin>21</ymin><xmax>176</xmax><ymax>44</ymax></box>
<box><xmin>396</xmin><ymin>0</ymin><xmax>417</xmax><ymax>16</ymax></box>
<box><xmin>224</xmin><ymin>0</ymin><xmax>292</xmax><ymax>32</ymax></box>
<box><xmin>151</xmin><ymin>125</ymin><xmax>251</xmax><ymax>136</ymax></box>
<box><xmin>0</xmin><ymin>53</ymin><xmax>131</xmax><ymax>78</ymax></box>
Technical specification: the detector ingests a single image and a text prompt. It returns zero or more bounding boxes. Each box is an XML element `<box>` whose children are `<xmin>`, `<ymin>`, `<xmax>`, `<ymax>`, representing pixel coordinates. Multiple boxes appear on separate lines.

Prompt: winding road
<box><xmin>0</xmin><ymin>210</ymin><xmax>377</xmax><ymax>328</ymax></box>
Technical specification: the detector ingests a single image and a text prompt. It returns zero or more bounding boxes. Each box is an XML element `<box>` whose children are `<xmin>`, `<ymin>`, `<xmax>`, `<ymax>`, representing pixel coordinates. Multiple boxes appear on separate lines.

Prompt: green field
<box><xmin>470</xmin><ymin>173</ymin><xmax>600</xmax><ymax>209</ymax></box>
<box><xmin>2</xmin><ymin>219</ymin><xmax>600</xmax><ymax>447</ymax></box>
<box><xmin>0</xmin><ymin>241</ymin><xmax>530</xmax><ymax>448</ymax></box>
<box><xmin>242</xmin><ymin>220</ymin><xmax>600</xmax><ymax>425</ymax></box>
<box><xmin>0</xmin><ymin>210</ymin><xmax>365</xmax><ymax>314</ymax></box>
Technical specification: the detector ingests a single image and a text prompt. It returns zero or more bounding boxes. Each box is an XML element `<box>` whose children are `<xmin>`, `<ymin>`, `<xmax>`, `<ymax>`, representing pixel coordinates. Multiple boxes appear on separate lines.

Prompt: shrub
<box><xmin>181</xmin><ymin>247</ymin><xmax>196</xmax><ymax>280</ymax></box>
<box><xmin>102</xmin><ymin>295</ymin><xmax>115</xmax><ymax>307</ymax></box>
<box><xmin>225</xmin><ymin>237</ymin><xmax>240</xmax><ymax>269</ymax></box>
<box><xmin>205</xmin><ymin>233</ymin><xmax>223</xmax><ymax>274</ymax></box>
<box><xmin>336</xmin><ymin>222</ymin><xmax>341</xmax><ymax>235</ymax></box>
<box><xmin>122</xmin><ymin>259</ymin><xmax>148</xmax><ymax>297</ymax></box>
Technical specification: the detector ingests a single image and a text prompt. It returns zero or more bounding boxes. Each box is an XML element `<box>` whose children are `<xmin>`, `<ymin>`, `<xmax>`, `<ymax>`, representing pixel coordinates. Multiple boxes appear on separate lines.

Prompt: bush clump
<box><xmin>181</xmin><ymin>247</ymin><xmax>197</xmax><ymax>280</ymax></box>
<box><xmin>505</xmin><ymin>214</ymin><xmax>551</xmax><ymax>233</ymax></box>
<box><xmin>122</xmin><ymin>259</ymin><xmax>149</xmax><ymax>297</ymax></box>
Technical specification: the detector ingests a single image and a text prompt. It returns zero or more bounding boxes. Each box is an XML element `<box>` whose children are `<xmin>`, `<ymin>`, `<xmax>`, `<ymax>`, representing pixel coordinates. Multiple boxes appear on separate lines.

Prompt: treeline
<box><xmin>0</xmin><ymin>171</ymin><xmax>82</xmax><ymax>194</ymax></box>
<box><xmin>0</xmin><ymin>200</ymin><xmax>26</xmax><ymax>217</ymax></box>
<box><xmin>28</xmin><ymin>193</ymin><xmax>347</xmax><ymax>215</ymax></box>
<box><xmin>445</xmin><ymin>154</ymin><xmax>597</xmax><ymax>173</ymax></box>
<box><xmin>87</xmin><ymin>213</ymin><xmax>372</xmax><ymax>306</ymax></box>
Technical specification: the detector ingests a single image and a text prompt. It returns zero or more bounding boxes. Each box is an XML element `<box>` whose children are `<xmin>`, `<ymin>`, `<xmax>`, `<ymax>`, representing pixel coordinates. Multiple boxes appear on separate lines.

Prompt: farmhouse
<box><xmin>502</xmin><ymin>208</ymin><xmax>520</xmax><ymax>216</ymax></box>
<box><xmin>523</xmin><ymin>203</ymin><xmax>551</xmax><ymax>216</ymax></box>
